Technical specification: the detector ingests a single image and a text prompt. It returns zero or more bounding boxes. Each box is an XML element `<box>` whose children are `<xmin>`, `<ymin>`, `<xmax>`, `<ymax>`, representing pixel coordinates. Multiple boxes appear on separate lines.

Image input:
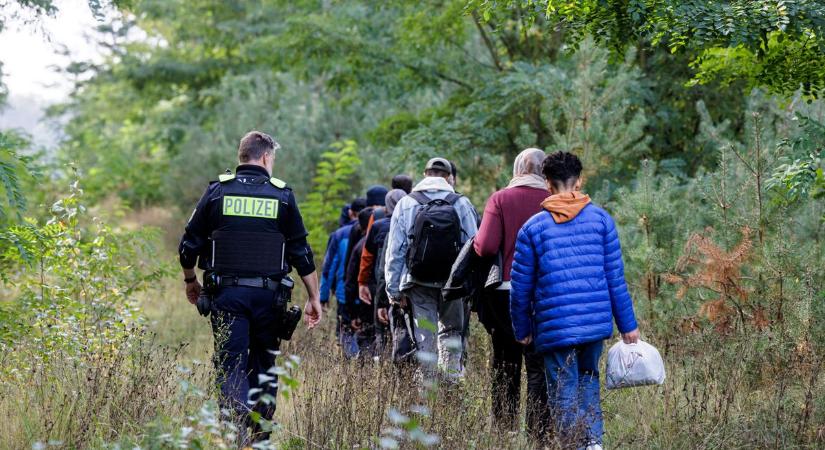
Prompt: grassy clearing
<box><xmin>0</xmin><ymin>273</ymin><xmax>822</xmax><ymax>449</ymax></box>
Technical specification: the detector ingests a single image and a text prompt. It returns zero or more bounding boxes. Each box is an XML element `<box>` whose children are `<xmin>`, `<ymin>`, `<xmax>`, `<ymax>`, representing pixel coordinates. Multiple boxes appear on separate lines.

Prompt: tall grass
<box><xmin>273</xmin><ymin>319</ymin><xmax>822</xmax><ymax>449</ymax></box>
<box><xmin>0</xmin><ymin>243</ymin><xmax>821</xmax><ymax>450</ymax></box>
<box><xmin>0</xmin><ymin>275</ymin><xmax>822</xmax><ymax>449</ymax></box>
<box><xmin>0</xmin><ymin>280</ymin><xmax>213</xmax><ymax>449</ymax></box>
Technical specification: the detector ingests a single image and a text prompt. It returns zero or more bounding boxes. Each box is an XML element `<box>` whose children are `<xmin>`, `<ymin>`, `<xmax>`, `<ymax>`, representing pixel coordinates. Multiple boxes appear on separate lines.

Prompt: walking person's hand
<box><xmin>304</xmin><ymin>296</ymin><xmax>323</xmax><ymax>329</ymax></box>
<box><xmin>185</xmin><ymin>279</ymin><xmax>202</xmax><ymax>305</ymax></box>
<box><xmin>358</xmin><ymin>285</ymin><xmax>372</xmax><ymax>305</ymax></box>
<box><xmin>301</xmin><ymin>272</ymin><xmax>323</xmax><ymax>329</ymax></box>
<box><xmin>390</xmin><ymin>295</ymin><xmax>407</xmax><ymax>309</ymax></box>
<box><xmin>377</xmin><ymin>307</ymin><xmax>389</xmax><ymax>325</ymax></box>
<box><xmin>621</xmin><ymin>328</ymin><xmax>640</xmax><ymax>344</ymax></box>
<box><xmin>517</xmin><ymin>335</ymin><xmax>532</xmax><ymax>346</ymax></box>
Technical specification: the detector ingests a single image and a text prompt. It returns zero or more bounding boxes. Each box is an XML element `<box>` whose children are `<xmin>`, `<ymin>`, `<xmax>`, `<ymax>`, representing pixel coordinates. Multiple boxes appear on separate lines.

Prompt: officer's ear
<box><xmin>263</xmin><ymin>150</ymin><xmax>275</xmax><ymax>170</ymax></box>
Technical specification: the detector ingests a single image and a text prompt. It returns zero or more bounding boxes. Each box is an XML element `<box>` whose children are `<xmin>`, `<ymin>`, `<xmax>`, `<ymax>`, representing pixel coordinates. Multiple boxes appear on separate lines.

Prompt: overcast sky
<box><xmin>1</xmin><ymin>0</ymin><xmax>104</xmax><ymax>101</ymax></box>
<box><xmin>0</xmin><ymin>0</ymin><xmax>107</xmax><ymax>146</ymax></box>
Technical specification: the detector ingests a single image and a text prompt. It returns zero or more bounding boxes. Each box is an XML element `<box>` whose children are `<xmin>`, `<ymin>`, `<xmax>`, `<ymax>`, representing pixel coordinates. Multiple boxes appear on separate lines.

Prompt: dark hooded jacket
<box><xmin>442</xmin><ymin>237</ymin><xmax>502</xmax><ymax>302</ymax></box>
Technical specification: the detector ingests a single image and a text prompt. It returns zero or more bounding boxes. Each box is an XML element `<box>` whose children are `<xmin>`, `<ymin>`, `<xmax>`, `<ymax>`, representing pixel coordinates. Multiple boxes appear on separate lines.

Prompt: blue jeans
<box><xmin>543</xmin><ymin>340</ymin><xmax>604</xmax><ymax>446</ymax></box>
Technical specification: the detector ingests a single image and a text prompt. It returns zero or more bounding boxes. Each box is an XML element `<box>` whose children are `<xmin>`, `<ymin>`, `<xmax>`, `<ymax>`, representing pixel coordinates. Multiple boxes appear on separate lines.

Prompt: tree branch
<box><xmin>487</xmin><ymin>17</ymin><xmax>518</xmax><ymax>62</ymax></box>
<box><xmin>366</xmin><ymin>51</ymin><xmax>473</xmax><ymax>90</ymax></box>
<box><xmin>445</xmin><ymin>35</ymin><xmax>496</xmax><ymax>71</ymax></box>
<box><xmin>730</xmin><ymin>145</ymin><xmax>757</xmax><ymax>175</ymax></box>
<box><xmin>472</xmin><ymin>11</ymin><xmax>503</xmax><ymax>71</ymax></box>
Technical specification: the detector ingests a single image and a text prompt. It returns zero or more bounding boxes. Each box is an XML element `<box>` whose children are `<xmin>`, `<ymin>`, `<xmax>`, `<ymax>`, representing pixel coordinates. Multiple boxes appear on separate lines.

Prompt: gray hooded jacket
<box><xmin>384</xmin><ymin>176</ymin><xmax>478</xmax><ymax>300</ymax></box>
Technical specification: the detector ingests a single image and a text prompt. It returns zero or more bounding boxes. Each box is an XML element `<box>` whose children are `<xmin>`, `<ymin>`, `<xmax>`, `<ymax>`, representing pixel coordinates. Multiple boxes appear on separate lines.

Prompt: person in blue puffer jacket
<box><xmin>320</xmin><ymin>199</ymin><xmax>366</xmax><ymax>306</ymax></box>
<box><xmin>320</xmin><ymin>198</ymin><xmax>366</xmax><ymax>357</ymax></box>
<box><xmin>510</xmin><ymin>151</ymin><xmax>640</xmax><ymax>450</ymax></box>
<box><xmin>319</xmin><ymin>204</ymin><xmax>355</xmax><ymax>307</ymax></box>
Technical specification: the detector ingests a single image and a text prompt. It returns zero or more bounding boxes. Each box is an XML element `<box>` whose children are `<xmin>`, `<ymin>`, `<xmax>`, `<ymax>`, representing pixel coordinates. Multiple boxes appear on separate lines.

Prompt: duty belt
<box><xmin>217</xmin><ymin>276</ymin><xmax>280</xmax><ymax>293</ymax></box>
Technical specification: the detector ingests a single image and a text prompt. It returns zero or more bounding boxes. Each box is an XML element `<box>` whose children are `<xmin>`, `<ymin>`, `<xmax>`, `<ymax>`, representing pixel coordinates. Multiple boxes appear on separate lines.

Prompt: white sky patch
<box><xmin>0</xmin><ymin>0</ymin><xmax>127</xmax><ymax>148</ymax></box>
<box><xmin>0</xmin><ymin>0</ymin><xmax>107</xmax><ymax>102</ymax></box>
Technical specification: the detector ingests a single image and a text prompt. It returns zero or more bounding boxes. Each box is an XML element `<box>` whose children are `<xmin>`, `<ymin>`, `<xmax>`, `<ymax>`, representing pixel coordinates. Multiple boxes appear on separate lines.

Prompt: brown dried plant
<box><xmin>664</xmin><ymin>226</ymin><xmax>754</xmax><ymax>332</ymax></box>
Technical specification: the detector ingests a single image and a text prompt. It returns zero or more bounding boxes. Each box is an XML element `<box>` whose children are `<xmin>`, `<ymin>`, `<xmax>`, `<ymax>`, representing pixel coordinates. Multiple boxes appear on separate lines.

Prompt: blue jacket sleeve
<box><xmin>603</xmin><ymin>214</ymin><xmax>638</xmax><ymax>333</ymax></box>
<box><xmin>321</xmin><ymin>232</ymin><xmax>336</xmax><ymax>277</ymax></box>
<box><xmin>319</xmin><ymin>232</ymin><xmax>337</xmax><ymax>304</ymax></box>
<box><xmin>320</xmin><ymin>265</ymin><xmax>332</xmax><ymax>304</ymax></box>
<box><xmin>509</xmin><ymin>224</ymin><xmax>537</xmax><ymax>341</ymax></box>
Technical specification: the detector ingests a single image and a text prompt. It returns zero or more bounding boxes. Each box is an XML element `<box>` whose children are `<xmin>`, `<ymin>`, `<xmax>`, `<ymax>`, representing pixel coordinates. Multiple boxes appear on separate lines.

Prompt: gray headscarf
<box><xmin>507</xmin><ymin>148</ymin><xmax>547</xmax><ymax>189</ymax></box>
<box><xmin>384</xmin><ymin>189</ymin><xmax>407</xmax><ymax>216</ymax></box>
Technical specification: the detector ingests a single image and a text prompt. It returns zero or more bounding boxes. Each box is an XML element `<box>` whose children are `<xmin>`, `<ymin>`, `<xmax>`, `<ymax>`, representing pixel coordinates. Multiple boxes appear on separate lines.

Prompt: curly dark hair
<box><xmin>542</xmin><ymin>151</ymin><xmax>582</xmax><ymax>188</ymax></box>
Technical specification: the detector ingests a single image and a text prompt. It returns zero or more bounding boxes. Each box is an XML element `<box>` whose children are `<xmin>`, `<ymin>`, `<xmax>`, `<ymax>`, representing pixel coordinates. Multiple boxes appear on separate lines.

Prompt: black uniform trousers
<box><xmin>480</xmin><ymin>289</ymin><xmax>550</xmax><ymax>439</ymax></box>
<box><xmin>210</xmin><ymin>286</ymin><xmax>282</xmax><ymax>432</ymax></box>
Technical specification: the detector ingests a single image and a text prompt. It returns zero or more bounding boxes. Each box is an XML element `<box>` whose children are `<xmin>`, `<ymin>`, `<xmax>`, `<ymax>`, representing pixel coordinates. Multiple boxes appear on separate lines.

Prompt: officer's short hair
<box><xmin>238</xmin><ymin>131</ymin><xmax>280</xmax><ymax>163</ymax></box>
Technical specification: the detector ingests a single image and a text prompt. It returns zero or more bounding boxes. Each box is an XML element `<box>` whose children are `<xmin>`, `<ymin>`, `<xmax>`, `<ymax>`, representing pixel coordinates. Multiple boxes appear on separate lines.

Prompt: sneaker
<box><xmin>585</xmin><ymin>444</ymin><xmax>603</xmax><ymax>450</ymax></box>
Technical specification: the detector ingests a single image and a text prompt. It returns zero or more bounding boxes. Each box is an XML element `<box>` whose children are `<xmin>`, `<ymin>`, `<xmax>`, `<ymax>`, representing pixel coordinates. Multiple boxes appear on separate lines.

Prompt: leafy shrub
<box><xmin>0</xmin><ymin>182</ymin><xmax>168</xmax><ymax>356</ymax></box>
<box><xmin>0</xmin><ymin>181</ymin><xmax>174</xmax><ymax>447</ymax></box>
<box><xmin>0</xmin><ymin>130</ymin><xmax>31</xmax><ymax>222</ymax></box>
<box><xmin>302</xmin><ymin>140</ymin><xmax>363</xmax><ymax>254</ymax></box>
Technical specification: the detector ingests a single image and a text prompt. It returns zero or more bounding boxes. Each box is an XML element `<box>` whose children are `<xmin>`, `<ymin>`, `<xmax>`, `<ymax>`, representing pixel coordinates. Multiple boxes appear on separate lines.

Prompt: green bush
<box><xmin>302</xmin><ymin>140</ymin><xmax>363</xmax><ymax>255</ymax></box>
<box><xmin>0</xmin><ymin>182</ymin><xmax>174</xmax><ymax>447</ymax></box>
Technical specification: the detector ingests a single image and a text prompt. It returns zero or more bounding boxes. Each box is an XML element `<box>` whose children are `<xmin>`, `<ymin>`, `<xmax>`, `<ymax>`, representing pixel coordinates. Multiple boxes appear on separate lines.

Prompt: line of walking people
<box><xmin>319</xmin><ymin>150</ymin><xmax>640</xmax><ymax>449</ymax></box>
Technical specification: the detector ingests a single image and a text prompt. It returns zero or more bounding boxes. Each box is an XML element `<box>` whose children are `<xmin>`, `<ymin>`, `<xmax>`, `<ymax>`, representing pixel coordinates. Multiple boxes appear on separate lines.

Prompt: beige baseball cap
<box><xmin>425</xmin><ymin>157</ymin><xmax>452</xmax><ymax>174</ymax></box>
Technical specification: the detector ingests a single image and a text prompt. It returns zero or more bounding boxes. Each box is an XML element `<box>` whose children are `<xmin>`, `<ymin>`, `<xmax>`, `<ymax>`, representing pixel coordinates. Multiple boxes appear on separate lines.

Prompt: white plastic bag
<box><xmin>605</xmin><ymin>340</ymin><xmax>666</xmax><ymax>389</ymax></box>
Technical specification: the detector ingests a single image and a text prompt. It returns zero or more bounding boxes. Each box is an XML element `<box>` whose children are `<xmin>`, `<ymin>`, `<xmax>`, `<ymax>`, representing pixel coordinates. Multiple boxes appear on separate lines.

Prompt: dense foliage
<box><xmin>302</xmin><ymin>139</ymin><xmax>362</xmax><ymax>254</ymax></box>
<box><xmin>469</xmin><ymin>0</ymin><xmax>825</xmax><ymax>97</ymax></box>
<box><xmin>45</xmin><ymin>0</ymin><xmax>764</xmax><ymax>209</ymax></box>
<box><xmin>0</xmin><ymin>130</ymin><xmax>30</xmax><ymax>222</ymax></box>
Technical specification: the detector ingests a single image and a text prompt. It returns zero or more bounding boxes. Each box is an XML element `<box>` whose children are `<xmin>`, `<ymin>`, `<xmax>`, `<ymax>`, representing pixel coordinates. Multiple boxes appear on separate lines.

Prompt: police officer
<box><xmin>178</xmin><ymin>131</ymin><xmax>322</xmax><ymax>441</ymax></box>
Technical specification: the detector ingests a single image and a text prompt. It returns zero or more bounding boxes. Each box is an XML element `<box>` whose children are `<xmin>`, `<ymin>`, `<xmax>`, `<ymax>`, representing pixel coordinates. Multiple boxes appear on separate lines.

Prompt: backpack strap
<box><xmin>408</xmin><ymin>191</ymin><xmax>431</xmax><ymax>205</ymax></box>
<box><xmin>444</xmin><ymin>193</ymin><xmax>462</xmax><ymax>205</ymax></box>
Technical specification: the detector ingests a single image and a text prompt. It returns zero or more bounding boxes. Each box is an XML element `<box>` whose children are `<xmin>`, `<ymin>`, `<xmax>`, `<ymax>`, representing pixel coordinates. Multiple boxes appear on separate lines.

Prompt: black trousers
<box><xmin>373</xmin><ymin>300</ymin><xmax>390</xmax><ymax>355</ymax></box>
<box><xmin>480</xmin><ymin>289</ymin><xmax>550</xmax><ymax>438</ymax></box>
<box><xmin>210</xmin><ymin>286</ymin><xmax>282</xmax><ymax>441</ymax></box>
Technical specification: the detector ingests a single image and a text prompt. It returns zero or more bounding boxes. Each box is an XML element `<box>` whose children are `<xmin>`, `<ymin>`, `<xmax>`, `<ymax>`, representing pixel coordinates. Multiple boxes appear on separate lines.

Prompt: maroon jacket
<box><xmin>473</xmin><ymin>186</ymin><xmax>548</xmax><ymax>281</ymax></box>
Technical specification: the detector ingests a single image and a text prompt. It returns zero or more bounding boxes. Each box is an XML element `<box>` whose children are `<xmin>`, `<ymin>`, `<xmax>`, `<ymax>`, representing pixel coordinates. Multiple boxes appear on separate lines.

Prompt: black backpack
<box><xmin>405</xmin><ymin>191</ymin><xmax>463</xmax><ymax>282</ymax></box>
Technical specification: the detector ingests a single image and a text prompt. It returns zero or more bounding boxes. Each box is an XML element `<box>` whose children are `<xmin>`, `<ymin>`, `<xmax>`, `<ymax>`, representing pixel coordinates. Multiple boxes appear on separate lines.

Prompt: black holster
<box><xmin>275</xmin><ymin>276</ymin><xmax>301</xmax><ymax>341</ymax></box>
<box><xmin>196</xmin><ymin>272</ymin><xmax>219</xmax><ymax>317</ymax></box>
